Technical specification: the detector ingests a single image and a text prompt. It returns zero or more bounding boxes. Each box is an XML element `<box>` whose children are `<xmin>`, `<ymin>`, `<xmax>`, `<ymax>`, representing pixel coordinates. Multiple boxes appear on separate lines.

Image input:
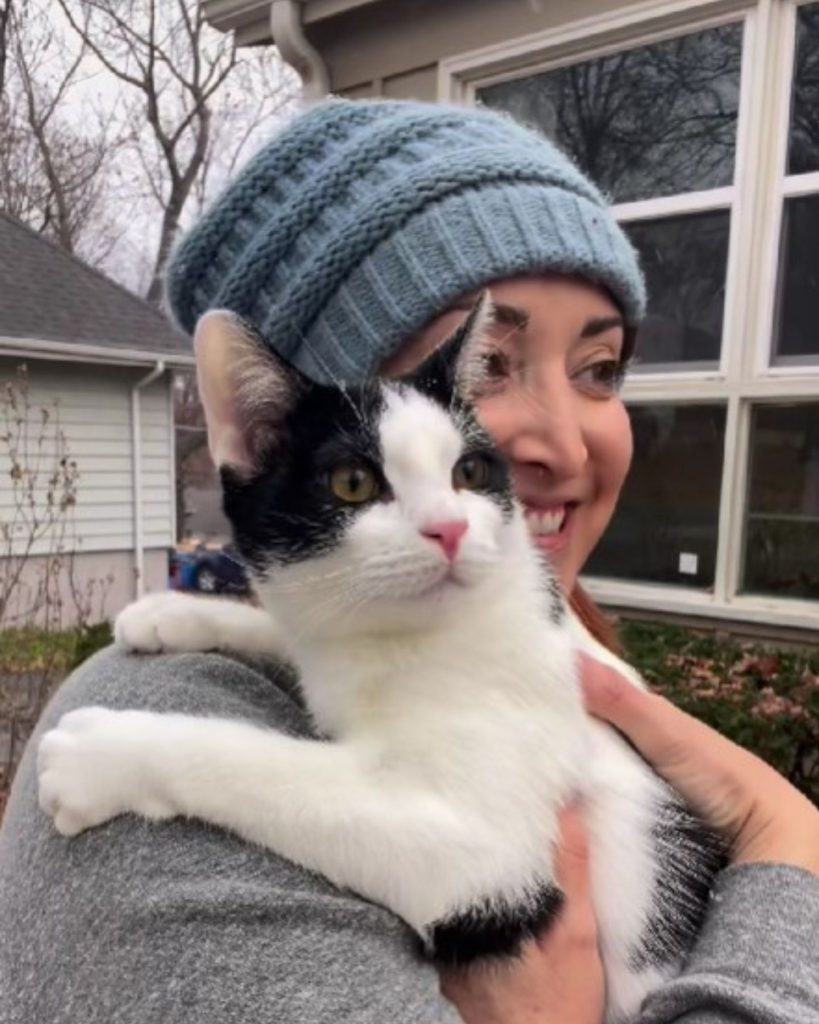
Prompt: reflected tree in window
<box><xmin>479</xmin><ymin>25</ymin><xmax>742</xmax><ymax>202</ymax></box>
<box><xmin>788</xmin><ymin>2</ymin><xmax>819</xmax><ymax>175</ymax></box>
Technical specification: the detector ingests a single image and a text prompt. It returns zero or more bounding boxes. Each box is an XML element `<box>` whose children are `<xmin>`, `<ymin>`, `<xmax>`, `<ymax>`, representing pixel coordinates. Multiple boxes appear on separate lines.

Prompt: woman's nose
<box><xmin>489</xmin><ymin>378</ymin><xmax>589</xmax><ymax>482</ymax></box>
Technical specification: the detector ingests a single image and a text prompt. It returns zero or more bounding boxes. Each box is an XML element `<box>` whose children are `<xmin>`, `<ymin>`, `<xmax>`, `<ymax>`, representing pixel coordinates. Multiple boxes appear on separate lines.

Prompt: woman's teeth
<box><xmin>525</xmin><ymin>507</ymin><xmax>566</xmax><ymax>536</ymax></box>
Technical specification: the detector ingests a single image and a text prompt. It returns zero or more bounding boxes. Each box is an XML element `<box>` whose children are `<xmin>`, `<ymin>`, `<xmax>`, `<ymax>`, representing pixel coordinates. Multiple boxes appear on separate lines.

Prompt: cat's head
<box><xmin>194</xmin><ymin>296</ymin><xmax>530</xmax><ymax>638</ymax></box>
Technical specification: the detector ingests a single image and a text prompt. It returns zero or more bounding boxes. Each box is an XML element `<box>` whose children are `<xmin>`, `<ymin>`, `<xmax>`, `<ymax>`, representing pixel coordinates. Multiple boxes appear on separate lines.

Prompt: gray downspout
<box><xmin>270</xmin><ymin>0</ymin><xmax>330</xmax><ymax>98</ymax></box>
<box><xmin>131</xmin><ymin>361</ymin><xmax>166</xmax><ymax>599</ymax></box>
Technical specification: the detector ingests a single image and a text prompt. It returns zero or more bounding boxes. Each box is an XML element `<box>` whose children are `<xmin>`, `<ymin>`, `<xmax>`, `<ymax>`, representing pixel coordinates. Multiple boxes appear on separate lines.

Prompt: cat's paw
<box><xmin>115</xmin><ymin>592</ymin><xmax>219</xmax><ymax>653</ymax></box>
<box><xmin>37</xmin><ymin>707</ymin><xmax>172</xmax><ymax>836</ymax></box>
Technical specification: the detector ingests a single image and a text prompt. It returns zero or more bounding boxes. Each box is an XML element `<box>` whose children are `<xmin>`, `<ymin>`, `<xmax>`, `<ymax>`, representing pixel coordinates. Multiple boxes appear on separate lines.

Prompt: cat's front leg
<box><xmin>114</xmin><ymin>591</ymin><xmax>286</xmax><ymax>658</ymax></box>
<box><xmin>37</xmin><ymin>707</ymin><xmax>490</xmax><ymax>932</ymax></box>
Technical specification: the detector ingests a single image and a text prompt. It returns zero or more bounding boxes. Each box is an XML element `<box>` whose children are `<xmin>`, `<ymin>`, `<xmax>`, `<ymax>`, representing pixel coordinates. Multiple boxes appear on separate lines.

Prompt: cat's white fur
<box><xmin>39</xmin><ymin>316</ymin><xmax>681</xmax><ymax>1023</ymax></box>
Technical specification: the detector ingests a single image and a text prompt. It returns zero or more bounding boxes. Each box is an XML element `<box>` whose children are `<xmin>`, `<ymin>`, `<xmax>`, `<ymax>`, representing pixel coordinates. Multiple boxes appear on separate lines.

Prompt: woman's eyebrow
<box><xmin>449</xmin><ymin>298</ymin><xmax>530</xmax><ymax>331</ymax></box>
<box><xmin>580</xmin><ymin>315</ymin><xmax>624</xmax><ymax>338</ymax></box>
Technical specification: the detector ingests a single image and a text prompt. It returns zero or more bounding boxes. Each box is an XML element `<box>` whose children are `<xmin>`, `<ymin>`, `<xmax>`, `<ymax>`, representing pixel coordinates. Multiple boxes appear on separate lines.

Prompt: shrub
<box><xmin>620</xmin><ymin>621</ymin><xmax>819</xmax><ymax>806</ymax></box>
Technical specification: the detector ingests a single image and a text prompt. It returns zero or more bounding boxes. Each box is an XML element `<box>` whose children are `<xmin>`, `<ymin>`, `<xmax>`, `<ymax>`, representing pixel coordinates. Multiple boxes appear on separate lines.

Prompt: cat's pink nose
<box><xmin>420</xmin><ymin>519</ymin><xmax>468</xmax><ymax>561</ymax></box>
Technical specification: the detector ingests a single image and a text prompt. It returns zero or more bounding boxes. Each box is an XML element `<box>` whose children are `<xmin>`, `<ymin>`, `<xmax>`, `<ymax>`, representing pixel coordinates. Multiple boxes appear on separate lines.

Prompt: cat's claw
<box><xmin>37</xmin><ymin>707</ymin><xmax>172</xmax><ymax>835</ymax></box>
<box><xmin>115</xmin><ymin>592</ymin><xmax>220</xmax><ymax>653</ymax></box>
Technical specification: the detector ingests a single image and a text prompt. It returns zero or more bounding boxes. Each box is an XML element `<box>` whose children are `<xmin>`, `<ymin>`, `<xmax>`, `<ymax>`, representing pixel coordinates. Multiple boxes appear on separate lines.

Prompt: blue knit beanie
<box><xmin>165</xmin><ymin>98</ymin><xmax>644</xmax><ymax>384</ymax></box>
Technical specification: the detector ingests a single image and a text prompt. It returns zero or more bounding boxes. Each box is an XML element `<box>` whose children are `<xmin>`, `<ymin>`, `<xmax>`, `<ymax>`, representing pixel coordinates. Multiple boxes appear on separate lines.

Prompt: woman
<box><xmin>1</xmin><ymin>99</ymin><xmax>816</xmax><ymax>1024</ymax></box>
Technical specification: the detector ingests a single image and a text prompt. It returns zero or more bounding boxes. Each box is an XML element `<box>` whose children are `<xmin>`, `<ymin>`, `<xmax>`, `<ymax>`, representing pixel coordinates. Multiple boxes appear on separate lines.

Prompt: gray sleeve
<box><xmin>639</xmin><ymin>864</ymin><xmax>819</xmax><ymax>1024</ymax></box>
<box><xmin>0</xmin><ymin>646</ymin><xmax>461</xmax><ymax>1024</ymax></box>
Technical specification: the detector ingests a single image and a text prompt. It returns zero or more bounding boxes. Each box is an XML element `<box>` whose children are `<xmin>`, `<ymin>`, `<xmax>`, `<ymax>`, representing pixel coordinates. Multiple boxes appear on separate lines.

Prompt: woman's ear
<box><xmin>194</xmin><ymin>310</ymin><xmax>305</xmax><ymax>475</ymax></box>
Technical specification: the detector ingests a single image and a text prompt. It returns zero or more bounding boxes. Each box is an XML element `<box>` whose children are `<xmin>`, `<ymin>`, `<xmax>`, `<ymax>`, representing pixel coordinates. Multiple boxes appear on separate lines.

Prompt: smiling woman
<box><xmin>2</xmin><ymin>96</ymin><xmax>817</xmax><ymax>1024</ymax></box>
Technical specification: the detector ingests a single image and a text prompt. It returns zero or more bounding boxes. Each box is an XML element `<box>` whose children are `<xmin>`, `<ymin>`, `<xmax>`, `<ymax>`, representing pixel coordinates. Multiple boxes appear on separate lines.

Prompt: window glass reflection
<box><xmin>788</xmin><ymin>2</ymin><xmax>819</xmax><ymax>176</ymax></box>
<box><xmin>586</xmin><ymin>404</ymin><xmax>726</xmax><ymax>588</ymax></box>
<box><xmin>627</xmin><ymin>210</ymin><xmax>729</xmax><ymax>367</ymax></box>
<box><xmin>743</xmin><ymin>403</ymin><xmax>819</xmax><ymax>600</ymax></box>
<box><xmin>478</xmin><ymin>24</ymin><xmax>742</xmax><ymax>203</ymax></box>
<box><xmin>774</xmin><ymin>194</ymin><xmax>819</xmax><ymax>361</ymax></box>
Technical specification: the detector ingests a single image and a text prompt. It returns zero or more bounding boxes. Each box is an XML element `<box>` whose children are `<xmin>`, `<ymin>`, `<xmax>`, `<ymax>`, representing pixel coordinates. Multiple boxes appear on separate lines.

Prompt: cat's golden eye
<box><xmin>329</xmin><ymin>464</ymin><xmax>379</xmax><ymax>504</ymax></box>
<box><xmin>452</xmin><ymin>455</ymin><xmax>492</xmax><ymax>491</ymax></box>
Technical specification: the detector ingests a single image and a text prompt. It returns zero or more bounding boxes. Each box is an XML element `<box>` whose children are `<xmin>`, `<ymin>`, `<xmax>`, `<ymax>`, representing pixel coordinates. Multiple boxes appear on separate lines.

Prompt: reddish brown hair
<box><xmin>569</xmin><ymin>582</ymin><xmax>622</xmax><ymax>657</ymax></box>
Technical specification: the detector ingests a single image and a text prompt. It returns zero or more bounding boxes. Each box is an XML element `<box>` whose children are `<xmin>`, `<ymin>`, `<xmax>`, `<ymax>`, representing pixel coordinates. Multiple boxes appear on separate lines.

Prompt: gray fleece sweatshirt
<box><xmin>0</xmin><ymin>645</ymin><xmax>817</xmax><ymax>1024</ymax></box>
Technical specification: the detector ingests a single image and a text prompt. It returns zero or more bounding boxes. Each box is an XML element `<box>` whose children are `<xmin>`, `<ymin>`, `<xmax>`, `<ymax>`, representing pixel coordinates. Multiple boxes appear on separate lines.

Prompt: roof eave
<box><xmin>0</xmin><ymin>336</ymin><xmax>195</xmax><ymax>368</ymax></box>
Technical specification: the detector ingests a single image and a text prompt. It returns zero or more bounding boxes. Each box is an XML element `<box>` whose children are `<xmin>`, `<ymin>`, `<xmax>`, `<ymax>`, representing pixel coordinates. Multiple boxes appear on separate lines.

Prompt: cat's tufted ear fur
<box><xmin>194</xmin><ymin>310</ymin><xmax>306</xmax><ymax>474</ymax></box>
<box><xmin>408</xmin><ymin>291</ymin><xmax>495</xmax><ymax>405</ymax></box>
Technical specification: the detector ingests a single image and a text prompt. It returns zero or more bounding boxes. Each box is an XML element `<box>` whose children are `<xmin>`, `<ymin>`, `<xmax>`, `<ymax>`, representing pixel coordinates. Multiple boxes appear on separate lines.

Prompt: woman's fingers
<box><xmin>546</xmin><ymin>804</ymin><xmax>597</xmax><ymax>943</ymax></box>
<box><xmin>580</xmin><ymin>654</ymin><xmax>819</xmax><ymax>873</ymax></box>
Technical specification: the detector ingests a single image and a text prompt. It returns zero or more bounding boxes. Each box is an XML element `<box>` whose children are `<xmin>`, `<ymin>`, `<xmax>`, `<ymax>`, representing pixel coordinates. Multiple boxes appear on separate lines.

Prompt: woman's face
<box><xmin>381</xmin><ymin>276</ymin><xmax>633</xmax><ymax>592</ymax></box>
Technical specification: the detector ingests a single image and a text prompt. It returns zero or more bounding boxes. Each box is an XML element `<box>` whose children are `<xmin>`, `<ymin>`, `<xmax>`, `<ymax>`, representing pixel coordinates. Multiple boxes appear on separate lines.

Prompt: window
<box><xmin>743</xmin><ymin>403</ymin><xmax>819</xmax><ymax>599</ymax></box>
<box><xmin>444</xmin><ymin>0</ymin><xmax>819</xmax><ymax>626</ymax></box>
<box><xmin>773</xmin><ymin>2</ymin><xmax>819</xmax><ymax>364</ymax></box>
<box><xmin>586</xmin><ymin>405</ymin><xmax>727</xmax><ymax>588</ymax></box>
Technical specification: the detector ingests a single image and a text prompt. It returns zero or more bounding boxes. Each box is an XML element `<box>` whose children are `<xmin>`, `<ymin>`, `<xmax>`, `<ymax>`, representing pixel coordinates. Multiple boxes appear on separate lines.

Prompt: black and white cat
<box><xmin>38</xmin><ymin>298</ymin><xmax>724</xmax><ymax>1023</ymax></box>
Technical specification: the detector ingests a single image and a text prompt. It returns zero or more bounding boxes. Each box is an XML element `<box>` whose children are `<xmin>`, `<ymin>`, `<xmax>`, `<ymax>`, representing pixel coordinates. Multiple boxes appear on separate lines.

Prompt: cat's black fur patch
<box><xmin>428</xmin><ymin>883</ymin><xmax>564</xmax><ymax>967</ymax></box>
<box><xmin>630</xmin><ymin>792</ymin><xmax>727</xmax><ymax>970</ymax></box>
<box><xmin>223</xmin><ymin>380</ymin><xmax>388</xmax><ymax>572</ymax></box>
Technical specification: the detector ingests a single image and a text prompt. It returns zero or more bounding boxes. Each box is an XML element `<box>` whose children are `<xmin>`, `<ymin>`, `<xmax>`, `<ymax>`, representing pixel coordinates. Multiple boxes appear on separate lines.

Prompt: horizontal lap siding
<box><xmin>0</xmin><ymin>358</ymin><xmax>174</xmax><ymax>555</ymax></box>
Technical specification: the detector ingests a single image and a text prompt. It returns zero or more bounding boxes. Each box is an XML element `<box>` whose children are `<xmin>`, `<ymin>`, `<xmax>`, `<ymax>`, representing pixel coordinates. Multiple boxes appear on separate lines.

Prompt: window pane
<box><xmin>773</xmin><ymin>194</ymin><xmax>819</xmax><ymax>361</ymax></box>
<box><xmin>477</xmin><ymin>24</ymin><xmax>742</xmax><ymax>203</ymax></box>
<box><xmin>626</xmin><ymin>210</ymin><xmax>729</xmax><ymax>368</ymax></box>
<box><xmin>743</xmin><ymin>403</ymin><xmax>819</xmax><ymax>600</ymax></box>
<box><xmin>788</xmin><ymin>2</ymin><xmax>819</xmax><ymax>175</ymax></box>
<box><xmin>586</xmin><ymin>404</ymin><xmax>726</xmax><ymax>587</ymax></box>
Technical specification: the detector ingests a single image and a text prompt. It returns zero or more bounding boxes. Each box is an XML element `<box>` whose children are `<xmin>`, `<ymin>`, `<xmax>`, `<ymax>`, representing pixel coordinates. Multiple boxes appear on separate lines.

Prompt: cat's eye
<box><xmin>452</xmin><ymin>455</ymin><xmax>492</xmax><ymax>491</ymax></box>
<box><xmin>329</xmin><ymin>464</ymin><xmax>380</xmax><ymax>504</ymax></box>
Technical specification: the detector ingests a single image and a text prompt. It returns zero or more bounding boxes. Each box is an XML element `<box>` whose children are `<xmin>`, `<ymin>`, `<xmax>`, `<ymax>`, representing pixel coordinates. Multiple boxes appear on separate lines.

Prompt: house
<box><xmin>203</xmin><ymin>0</ymin><xmax>819</xmax><ymax>633</ymax></box>
<box><xmin>0</xmin><ymin>213</ymin><xmax>194</xmax><ymax>626</ymax></box>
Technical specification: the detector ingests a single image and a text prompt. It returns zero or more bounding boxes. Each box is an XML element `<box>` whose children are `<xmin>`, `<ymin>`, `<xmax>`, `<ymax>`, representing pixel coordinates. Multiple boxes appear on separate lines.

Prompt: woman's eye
<box><xmin>329</xmin><ymin>464</ymin><xmax>379</xmax><ymax>504</ymax></box>
<box><xmin>576</xmin><ymin>359</ymin><xmax>625</xmax><ymax>394</ymax></box>
<box><xmin>452</xmin><ymin>454</ymin><xmax>492</xmax><ymax>491</ymax></box>
<box><xmin>483</xmin><ymin>350</ymin><xmax>510</xmax><ymax>379</ymax></box>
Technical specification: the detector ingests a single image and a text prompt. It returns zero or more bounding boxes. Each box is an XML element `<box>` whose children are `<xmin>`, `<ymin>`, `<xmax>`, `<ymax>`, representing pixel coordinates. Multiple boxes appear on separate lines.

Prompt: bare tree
<box><xmin>55</xmin><ymin>0</ymin><xmax>296</xmax><ymax>302</ymax></box>
<box><xmin>0</xmin><ymin>2</ymin><xmax>115</xmax><ymax>263</ymax></box>
<box><xmin>0</xmin><ymin>365</ymin><xmax>111</xmax><ymax>818</ymax></box>
<box><xmin>0</xmin><ymin>0</ymin><xmax>13</xmax><ymax>98</ymax></box>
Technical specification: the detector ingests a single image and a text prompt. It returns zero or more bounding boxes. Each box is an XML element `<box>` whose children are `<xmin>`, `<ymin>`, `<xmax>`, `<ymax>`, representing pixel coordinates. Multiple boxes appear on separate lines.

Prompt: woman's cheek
<box><xmin>589</xmin><ymin>398</ymin><xmax>633</xmax><ymax>525</ymax></box>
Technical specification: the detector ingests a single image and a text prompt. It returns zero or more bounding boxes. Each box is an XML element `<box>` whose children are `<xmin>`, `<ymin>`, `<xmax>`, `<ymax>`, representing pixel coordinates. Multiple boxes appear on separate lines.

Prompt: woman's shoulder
<box><xmin>0</xmin><ymin>646</ymin><xmax>458</xmax><ymax>1024</ymax></box>
<box><xmin>54</xmin><ymin>642</ymin><xmax>310</xmax><ymax>734</ymax></box>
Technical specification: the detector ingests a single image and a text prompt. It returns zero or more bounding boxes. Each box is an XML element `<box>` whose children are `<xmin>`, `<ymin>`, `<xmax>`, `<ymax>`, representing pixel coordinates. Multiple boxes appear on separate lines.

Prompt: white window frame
<box><xmin>439</xmin><ymin>0</ymin><xmax>819</xmax><ymax>630</ymax></box>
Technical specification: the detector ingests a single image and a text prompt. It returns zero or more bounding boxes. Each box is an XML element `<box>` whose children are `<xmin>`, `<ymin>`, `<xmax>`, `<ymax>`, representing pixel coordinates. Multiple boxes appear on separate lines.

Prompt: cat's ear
<box><xmin>194</xmin><ymin>310</ymin><xmax>306</xmax><ymax>474</ymax></box>
<box><xmin>410</xmin><ymin>291</ymin><xmax>495</xmax><ymax>403</ymax></box>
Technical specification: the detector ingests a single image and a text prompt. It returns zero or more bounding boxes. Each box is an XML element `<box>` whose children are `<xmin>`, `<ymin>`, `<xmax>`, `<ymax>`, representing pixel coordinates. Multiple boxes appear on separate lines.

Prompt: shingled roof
<box><xmin>0</xmin><ymin>213</ymin><xmax>190</xmax><ymax>359</ymax></box>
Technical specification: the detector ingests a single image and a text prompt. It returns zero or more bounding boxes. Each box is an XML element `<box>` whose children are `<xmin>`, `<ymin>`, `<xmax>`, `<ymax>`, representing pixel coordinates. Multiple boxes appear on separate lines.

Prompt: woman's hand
<box><xmin>581</xmin><ymin>654</ymin><xmax>819</xmax><ymax>875</ymax></box>
<box><xmin>439</xmin><ymin>803</ymin><xmax>605</xmax><ymax>1024</ymax></box>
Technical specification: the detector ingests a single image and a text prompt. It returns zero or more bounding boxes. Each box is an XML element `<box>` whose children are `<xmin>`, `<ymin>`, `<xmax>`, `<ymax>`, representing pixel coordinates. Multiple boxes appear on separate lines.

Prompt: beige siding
<box><xmin>382</xmin><ymin>64</ymin><xmax>437</xmax><ymax>102</ymax></box>
<box><xmin>0</xmin><ymin>358</ymin><xmax>174</xmax><ymax>557</ymax></box>
<box><xmin>307</xmin><ymin>0</ymin><xmax>640</xmax><ymax>92</ymax></box>
<box><xmin>6</xmin><ymin>549</ymin><xmax>169</xmax><ymax>627</ymax></box>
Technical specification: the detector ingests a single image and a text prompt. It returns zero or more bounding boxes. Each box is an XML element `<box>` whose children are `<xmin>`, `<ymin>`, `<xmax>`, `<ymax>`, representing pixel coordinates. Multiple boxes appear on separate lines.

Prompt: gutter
<box><xmin>270</xmin><ymin>0</ymin><xmax>330</xmax><ymax>98</ymax></box>
<box><xmin>0</xmin><ymin>335</ymin><xmax>194</xmax><ymax>368</ymax></box>
<box><xmin>131</xmin><ymin>361</ymin><xmax>166</xmax><ymax>600</ymax></box>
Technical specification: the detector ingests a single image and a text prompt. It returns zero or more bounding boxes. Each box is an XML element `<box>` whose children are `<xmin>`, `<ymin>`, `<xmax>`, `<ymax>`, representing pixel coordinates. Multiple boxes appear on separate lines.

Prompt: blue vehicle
<box><xmin>171</xmin><ymin>542</ymin><xmax>250</xmax><ymax>595</ymax></box>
